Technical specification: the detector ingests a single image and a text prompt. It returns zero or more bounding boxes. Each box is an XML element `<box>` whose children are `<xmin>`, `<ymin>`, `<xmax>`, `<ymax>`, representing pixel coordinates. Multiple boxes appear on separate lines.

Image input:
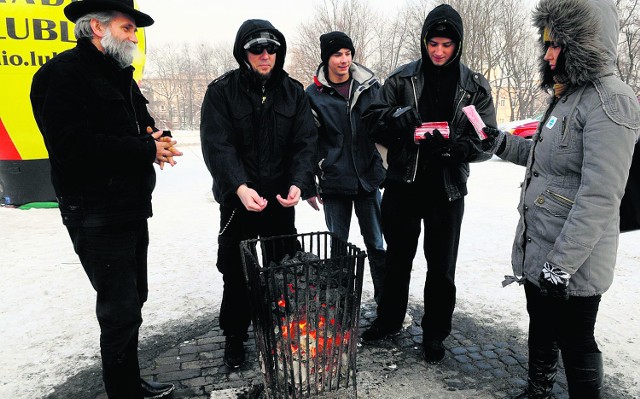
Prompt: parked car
<box><xmin>511</xmin><ymin>119</ymin><xmax>540</xmax><ymax>139</ymax></box>
<box><xmin>499</xmin><ymin>114</ymin><xmax>543</xmax><ymax>139</ymax></box>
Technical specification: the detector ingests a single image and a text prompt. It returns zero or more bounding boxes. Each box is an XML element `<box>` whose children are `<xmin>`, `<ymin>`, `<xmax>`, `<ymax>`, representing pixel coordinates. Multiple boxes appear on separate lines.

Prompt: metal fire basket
<box><xmin>240</xmin><ymin>232</ymin><xmax>366</xmax><ymax>399</ymax></box>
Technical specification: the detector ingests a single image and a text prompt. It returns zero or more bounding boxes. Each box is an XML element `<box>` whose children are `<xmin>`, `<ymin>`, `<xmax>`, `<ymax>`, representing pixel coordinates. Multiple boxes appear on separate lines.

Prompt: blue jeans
<box><xmin>322</xmin><ymin>190</ymin><xmax>386</xmax><ymax>303</ymax></box>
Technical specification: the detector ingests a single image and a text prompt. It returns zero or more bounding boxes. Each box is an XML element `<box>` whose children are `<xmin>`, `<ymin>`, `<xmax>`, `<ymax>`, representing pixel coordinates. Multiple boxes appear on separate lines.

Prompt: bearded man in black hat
<box><xmin>30</xmin><ymin>1</ymin><xmax>180</xmax><ymax>397</ymax></box>
<box><xmin>361</xmin><ymin>4</ymin><xmax>497</xmax><ymax>364</ymax></box>
<box><xmin>200</xmin><ymin>19</ymin><xmax>316</xmax><ymax>369</ymax></box>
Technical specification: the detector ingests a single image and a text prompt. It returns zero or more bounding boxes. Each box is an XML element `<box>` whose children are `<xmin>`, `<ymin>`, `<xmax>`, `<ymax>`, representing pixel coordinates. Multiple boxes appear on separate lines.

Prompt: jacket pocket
<box><xmin>274</xmin><ymin>101</ymin><xmax>296</xmax><ymax>144</ymax></box>
<box><xmin>536</xmin><ymin>189</ymin><xmax>574</xmax><ymax>217</ymax></box>
<box><xmin>230</xmin><ymin>107</ymin><xmax>254</xmax><ymax>148</ymax></box>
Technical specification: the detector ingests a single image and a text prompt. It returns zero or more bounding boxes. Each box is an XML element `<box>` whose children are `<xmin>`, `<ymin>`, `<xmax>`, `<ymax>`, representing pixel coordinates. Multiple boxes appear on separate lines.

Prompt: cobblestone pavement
<box><xmin>70</xmin><ymin>303</ymin><xmax>632</xmax><ymax>399</ymax></box>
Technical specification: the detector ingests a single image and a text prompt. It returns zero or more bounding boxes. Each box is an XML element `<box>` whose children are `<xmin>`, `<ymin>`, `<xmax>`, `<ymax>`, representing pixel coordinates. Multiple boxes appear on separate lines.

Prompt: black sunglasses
<box><xmin>247</xmin><ymin>43</ymin><xmax>279</xmax><ymax>55</ymax></box>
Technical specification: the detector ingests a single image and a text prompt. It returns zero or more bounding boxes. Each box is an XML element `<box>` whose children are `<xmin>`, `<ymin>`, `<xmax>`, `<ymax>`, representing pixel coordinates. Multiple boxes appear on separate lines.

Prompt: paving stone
<box><xmin>448</xmin><ymin>346</ymin><xmax>465</xmax><ymax>356</ymax></box>
<box><xmin>475</xmin><ymin>360</ymin><xmax>493</xmax><ymax>370</ymax></box>
<box><xmin>513</xmin><ymin>353</ymin><xmax>529</xmax><ymax>364</ymax></box>
<box><xmin>154</xmin><ymin>355</ymin><xmax>182</xmax><ymax>365</ymax></box>
<box><xmin>459</xmin><ymin>363</ymin><xmax>478</xmax><ymax>374</ymax></box>
<box><xmin>500</xmin><ymin>355</ymin><xmax>519</xmax><ymax>366</ymax></box>
<box><xmin>182</xmin><ymin>359</ymin><xmax>219</xmax><ymax>370</ymax></box>
<box><xmin>155</xmin><ymin>369</ymin><xmax>202</xmax><ymax>382</ymax></box>
<box><xmin>181</xmin><ymin>376</ymin><xmax>207</xmax><ymax>388</ymax></box>
<box><xmin>454</xmin><ymin>354</ymin><xmax>471</xmax><ymax>363</ymax></box>
<box><xmin>491</xmin><ymin>368</ymin><xmax>509</xmax><ymax>378</ymax></box>
<box><xmin>466</xmin><ymin>345</ymin><xmax>481</xmax><ymax>353</ymax></box>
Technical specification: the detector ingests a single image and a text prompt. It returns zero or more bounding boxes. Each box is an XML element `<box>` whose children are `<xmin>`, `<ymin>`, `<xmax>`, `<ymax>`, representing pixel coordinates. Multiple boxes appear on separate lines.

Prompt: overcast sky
<box><xmin>137</xmin><ymin>0</ymin><xmax>400</xmax><ymax>46</ymax></box>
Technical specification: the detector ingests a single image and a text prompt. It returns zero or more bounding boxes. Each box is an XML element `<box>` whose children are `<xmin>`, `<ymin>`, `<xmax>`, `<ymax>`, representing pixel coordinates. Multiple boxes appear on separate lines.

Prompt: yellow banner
<box><xmin>0</xmin><ymin>0</ymin><xmax>147</xmax><ymax>160</ymax></box>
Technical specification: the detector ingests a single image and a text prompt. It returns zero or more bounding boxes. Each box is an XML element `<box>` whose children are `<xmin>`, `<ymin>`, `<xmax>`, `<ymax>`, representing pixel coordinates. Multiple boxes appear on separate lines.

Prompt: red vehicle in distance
<box><xmin>511</xmin><ymin>119</ymin><xmax>540</xmax><ymax>139</ymax></box>
<box><xmin>499</xmin><ymin>114</ymin><xmax>543</xmax><ymax>140</ymax></box>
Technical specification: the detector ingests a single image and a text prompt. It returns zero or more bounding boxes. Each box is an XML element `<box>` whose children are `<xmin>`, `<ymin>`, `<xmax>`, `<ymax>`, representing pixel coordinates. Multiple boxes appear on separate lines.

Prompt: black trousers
<box><xmin>525</xmin><ymin>281</ymin><xmax>601</xmax><ymax>355</ymax></box>
<box><xmin>67</xmin><ymin>220</ymin><xmax>149</xmax><ymax>399</ymax></box>
<box><xmin>216</xmin><ymin>203</ymin><xmax>297</xmax><ymax>339</ymax></box>
<box><xmin>376</xmin><ymin>182</ymin><xmax>464</xmax><ymax>342</ymax></box>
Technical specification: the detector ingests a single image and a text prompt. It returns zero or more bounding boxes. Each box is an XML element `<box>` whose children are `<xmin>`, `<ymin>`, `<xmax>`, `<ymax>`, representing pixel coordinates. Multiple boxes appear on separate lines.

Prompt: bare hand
<box><xmin>277</xmin><ymin>185</ymin><xmax>301</xmax><ymax>208</ymax></box>
<box><xmin>237</xmin><ymin>184</ymin><xmax>268</xmax><ymax>212</ymax></box>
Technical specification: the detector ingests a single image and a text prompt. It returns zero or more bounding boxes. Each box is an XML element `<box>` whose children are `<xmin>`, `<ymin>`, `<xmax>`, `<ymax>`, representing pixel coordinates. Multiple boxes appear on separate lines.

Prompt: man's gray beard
<box><xmin>101</xmin><ymin>28</ymin><xmax>137</xmax><ymax>68</ymax></box>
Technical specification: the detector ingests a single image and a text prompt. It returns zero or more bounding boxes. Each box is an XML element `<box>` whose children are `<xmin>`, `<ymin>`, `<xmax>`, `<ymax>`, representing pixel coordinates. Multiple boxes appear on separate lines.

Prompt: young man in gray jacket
<box><xmin>305</xmin><ymin>31</ymin><xmax>387</xmax><ymax>304</ymax></box>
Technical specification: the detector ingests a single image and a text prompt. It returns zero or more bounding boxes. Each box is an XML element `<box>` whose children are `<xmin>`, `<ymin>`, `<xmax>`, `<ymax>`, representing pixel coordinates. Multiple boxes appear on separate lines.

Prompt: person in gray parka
<box><xmin>482</xmin><ymin>0</ymin><xmax>640</xmax><ymax>397</ymax></box>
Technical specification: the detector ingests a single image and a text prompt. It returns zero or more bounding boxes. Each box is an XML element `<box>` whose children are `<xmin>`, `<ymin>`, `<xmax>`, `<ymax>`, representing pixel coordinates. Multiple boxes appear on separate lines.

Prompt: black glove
<box><xmin>538</xmin><ymin>262</ymin><xmax>571</xmax><ymax>300</ymax></box>
<box><xmin>481</xmin><ymin>126</ymin><xmax>506</xmax><ymax>154</ymax></box>
<box><xmin>424</xmin><ymin>130</ymin><xmax>470</xmax><ymax>164</ymax></box>
<box><xmin>387</xmin><ymin>106</ymin><xmax>421</xmax><ymax>134</ymax></box>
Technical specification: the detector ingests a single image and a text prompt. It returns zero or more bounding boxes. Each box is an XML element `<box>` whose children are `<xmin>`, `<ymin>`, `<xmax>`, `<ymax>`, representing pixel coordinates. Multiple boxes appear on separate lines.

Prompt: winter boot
<box><xmin>562</xmin><ymin>352</ymin><xmax>603</xmax><ymax>399</ymax></box>
<box><xmin>513</xmin><ymin>346</ymin><xmax>559</xmax><ymax>399</ymax></box>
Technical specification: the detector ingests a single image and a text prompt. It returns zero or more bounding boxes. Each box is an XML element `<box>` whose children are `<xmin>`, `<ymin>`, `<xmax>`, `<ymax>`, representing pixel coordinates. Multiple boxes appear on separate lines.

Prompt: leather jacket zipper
<box><xmin>410</xmin><ymin>77</ymin><xmax>420</xmax><ymax>182</ymax></box>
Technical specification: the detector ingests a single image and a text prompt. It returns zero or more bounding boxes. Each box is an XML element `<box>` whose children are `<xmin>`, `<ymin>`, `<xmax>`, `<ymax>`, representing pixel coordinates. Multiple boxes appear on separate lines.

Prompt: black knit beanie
<box><xmin>425</xmin><ymin>22</ymin><xmax>460</xmax><ymax>43</ymax></box>
<box><xmin>320</xmin><ymin>31</ymin><xmax>355</xmax><ymax>64</ymax></box>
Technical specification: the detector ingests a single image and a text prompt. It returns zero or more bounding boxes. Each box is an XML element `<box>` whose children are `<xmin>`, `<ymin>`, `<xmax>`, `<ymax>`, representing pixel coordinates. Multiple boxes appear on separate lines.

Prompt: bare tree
<box><xmin>194</xmin><ymin>41</ymin><xmax>236</xmax><ymax>83</ymax></box>
<box><xmin>288</xmin><ymin>0</ymin><xmax>383</xmax><ymax>84</ymax></box>
<box><xmin>396</xmin><ymin>0</ymin><xmax>434</xmax><ymax>63</ymax></box>
<box><xmin>145</xmin><ymin>43</ymin><xmax>183</xmax><ymax>127</ymax></box>
<box><xmin>617</xmin><ymin>0</ymin><xmax>640</xmax><ymax>93</ymax></box>
<box><xmin>142</xmin><ymin>0</ymin><xmax>639</xmax><ymax>131</ymax></box>
<box><xmin>497</xmin><ymin>0</ymin><xmax>545</xmax><ymax>121</ymax></box>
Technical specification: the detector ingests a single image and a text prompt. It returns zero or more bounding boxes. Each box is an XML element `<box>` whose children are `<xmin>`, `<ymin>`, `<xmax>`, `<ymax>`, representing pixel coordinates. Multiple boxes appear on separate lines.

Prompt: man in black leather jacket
<box><xmin>200</xmin><ymin>19</ymin><xmax>316</xmax><ymax>369</ymax></box>
<box><xmin>361</xmin><ymin>4</ymin><xmax>497</xmax><ymax>364</ymax></box>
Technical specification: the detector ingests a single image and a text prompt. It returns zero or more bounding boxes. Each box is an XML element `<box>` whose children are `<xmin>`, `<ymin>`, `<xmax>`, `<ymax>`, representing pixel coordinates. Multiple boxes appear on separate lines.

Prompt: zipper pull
<box><xmin>261</xmin><ymin>85</ymin><xmax>266</xmax><ymax>104</ymax></box>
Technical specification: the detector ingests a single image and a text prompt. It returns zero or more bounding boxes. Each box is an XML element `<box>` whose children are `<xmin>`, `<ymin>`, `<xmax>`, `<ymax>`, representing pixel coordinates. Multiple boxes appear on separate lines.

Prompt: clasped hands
<box><xmin>149</xmin><ymin>127</ymin><xmax>183</xmax><ymax>170</ymax></box>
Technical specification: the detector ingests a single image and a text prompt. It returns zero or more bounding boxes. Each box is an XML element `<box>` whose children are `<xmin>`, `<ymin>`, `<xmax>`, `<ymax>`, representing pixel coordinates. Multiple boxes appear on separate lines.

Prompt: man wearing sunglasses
<box><xmin>200</xmin><ymin>19</ymin><xmax>317</xmax><ymax>369</ymax></box>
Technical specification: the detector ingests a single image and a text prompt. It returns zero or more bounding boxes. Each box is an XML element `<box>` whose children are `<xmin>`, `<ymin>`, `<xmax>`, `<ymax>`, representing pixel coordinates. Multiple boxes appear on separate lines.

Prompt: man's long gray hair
<box><xmin>74</xmin><ymin>11</ymin><xmax>116</xmax><ymax>39</ymax></box>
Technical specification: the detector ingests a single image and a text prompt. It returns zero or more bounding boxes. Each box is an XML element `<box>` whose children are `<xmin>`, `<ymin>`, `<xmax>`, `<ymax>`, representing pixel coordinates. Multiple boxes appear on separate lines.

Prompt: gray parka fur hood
<box><xmin>533</xmin><ymin>0</ymin><xmax>617</xmax><ymax>88</ymax></box>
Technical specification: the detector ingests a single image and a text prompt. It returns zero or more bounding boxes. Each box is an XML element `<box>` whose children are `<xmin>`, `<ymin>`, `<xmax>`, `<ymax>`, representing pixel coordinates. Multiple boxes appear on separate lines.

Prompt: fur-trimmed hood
<box><xmin>533</xmin><ymin>0</ymin><xmax>618</xmax><ymax>88</ymax></box>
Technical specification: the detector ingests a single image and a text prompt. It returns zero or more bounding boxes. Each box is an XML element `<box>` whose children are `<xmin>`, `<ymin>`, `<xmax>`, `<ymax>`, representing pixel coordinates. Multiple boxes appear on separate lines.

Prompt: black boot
<box><xmin>516</xmin><ymin>346</ymin><xmax>559</xmax><ymax>399</ymax></box>
<box><xmin>562</xmin><ymin>352</ymin><xmax>603</xmax><ymax>399</ymax></box>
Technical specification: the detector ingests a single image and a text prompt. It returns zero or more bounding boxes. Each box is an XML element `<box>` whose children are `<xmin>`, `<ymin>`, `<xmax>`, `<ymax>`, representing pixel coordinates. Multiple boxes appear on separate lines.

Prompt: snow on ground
<box><xmin>1</xmin><ymin>131</ymin><xmax>638</xmax><ymax>398</ymax></box>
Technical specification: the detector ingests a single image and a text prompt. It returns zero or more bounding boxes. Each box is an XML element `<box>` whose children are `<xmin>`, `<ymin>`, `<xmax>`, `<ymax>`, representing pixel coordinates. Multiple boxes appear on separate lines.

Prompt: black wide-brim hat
<box><xmin>64</xmin><ymin>0</ymin><xmax>154</xmax><ymax>27</ymax></box>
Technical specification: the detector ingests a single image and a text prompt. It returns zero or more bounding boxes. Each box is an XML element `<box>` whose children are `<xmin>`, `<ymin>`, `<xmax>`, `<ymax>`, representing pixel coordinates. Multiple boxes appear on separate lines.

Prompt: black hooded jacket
<box><xmin>200</xmin><ymin>19</ymin><xmax>317</xmax><ymax>207</ymax></box>
<box><xmin>363</xmin><ymin>5</ymin><xmax>496</xmax><ymax>201</ymax></box>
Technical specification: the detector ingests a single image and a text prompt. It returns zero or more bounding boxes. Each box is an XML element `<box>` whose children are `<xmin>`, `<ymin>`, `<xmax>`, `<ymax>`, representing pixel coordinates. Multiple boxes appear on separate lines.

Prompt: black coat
<box><xmin>363</xmin><ymin>4</ymin><xmax>496</xmax><ymax>202</ymax></box>
<box><xmin>200</xmin><ymin>20</ymin><xmax>317</xmax><ymax>207</ymax></box>
<box><xmin>305</xmin><ymin>62</ymin><xmax>385</xmax><ymax>196</ymax></box>
<box><xmin>30</xmin><ymin>38</ymin><xmax>157</xmax><ymax>226</ymax></box>
<box><xmin>363</xmin><ymin>59</ymin><xmax>496</xmax><ymax>201</ymax></box>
